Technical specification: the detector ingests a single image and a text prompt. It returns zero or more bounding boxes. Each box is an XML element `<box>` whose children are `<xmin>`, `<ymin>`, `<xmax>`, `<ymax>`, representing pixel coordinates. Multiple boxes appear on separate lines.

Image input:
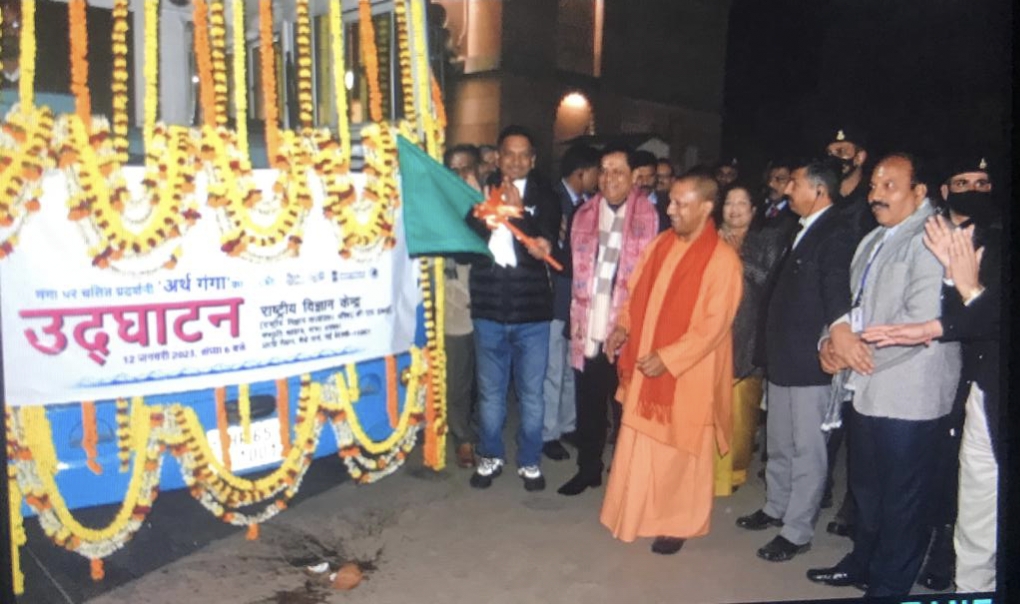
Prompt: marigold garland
<box><xmin>276</xmin><ymin>378</ymin><xmax>292</xmax><ymax>455</ymax></box>
<box><xmin>231</xmin><ymin>0</ymin><xmax>249</xmax><ymax>155</ymax></box>
<box><xmin>193</xmin><ymin>0</ymin><xmax>217</xmax><ymax>128</ymax></box>
<box><xmin>115</xmin><ymin>398</ymin><xmax>133</xmax><ymax>473</ymax></box>
<box><xmin>18</xmin><ymin>0</ymin><xmax>36</xmax><ymax>111</ymax></box>
<box><xmin>258</xmin><ymin>0</ymin><xmax>280</xmax><ymax>159</ymax></box>
<box><xmin>295</xmin><ymin>0</ymin><xmax>314</xmax><ymax>129</ymax></box>
<box><xmin>209</xmin><ymin>0</ymin><xmax>229</xmax><ymax>127</ymax></box>
<box><xmin>142</xmin><ymin>0</ymin><xmax>159</xmax><ymax>152</ymax></box>
<box><xmin>68</xmin><ymin>0</ymin><xmax>92</xmax><ymax>130</ymax></box>
<box><xmin>111</xmin><ymin>0</ymin><xmax>131</xmax><ymax>164</ymax></box>
<box><xmin>9</xmin><ymin>352</ymin><xmax>429</xmax><ymax>585</ymax></box>
<box><xmin>215</xmin><ymin>386</ymin><xmax>232</xmax><ymax>470</ymax></box>
<box><xmin>11</xmin><ymin>403</ymin><xmax>164</xmax><ymax>562</ymax></box>
<box><xmin>80</xmin><ymin>401</ymin><xmax>102</xmax><ymax>475</ymax></box>
<box><xmin>53</xmin><ymin>116</ymin><xmax>201</xmax><ymax>272</ymax></box>
<box><xmin>322</xmin><ymin>123</ymin><xmax>400</xmax><ymax>259</ymax></box>
<box><xmin>0</xmin><ymin>103</ymin><xmax>53</xmax><ymax>258</ymax></box>
<box><xmin>202</xmin><ymin>125</ymin><xmax>313</xmax><ymax>261</ymax></box>
<box><xmin>238</xmin><ymin>383</ymin><xmax>252</xmax><ymax>444</ymax></box>
<box><xmin>329</xmin><ymin>1</ymin><xmax>352</xmax><ymax>162</ymax></box>
<box><xmin>393</xmin><ymin>0</ymin><xmax>416</xmax><ymax>124</ymax></box>
<box><xmin>7</xmin><ymin>409</ymin><xmax>26</xmax><ymax>595</ymax></box>
<box><xmin>358</xmin><ymin>0</ymin><xmax>383</xmax><ymax>123</ymax></box>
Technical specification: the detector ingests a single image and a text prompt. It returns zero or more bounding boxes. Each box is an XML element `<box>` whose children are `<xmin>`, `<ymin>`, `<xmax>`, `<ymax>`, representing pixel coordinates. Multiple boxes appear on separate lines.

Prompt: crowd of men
<box><xmin>440</xmin><ymin>124</ymin><xmax>1000</xmax><ymax>598</ymax></box>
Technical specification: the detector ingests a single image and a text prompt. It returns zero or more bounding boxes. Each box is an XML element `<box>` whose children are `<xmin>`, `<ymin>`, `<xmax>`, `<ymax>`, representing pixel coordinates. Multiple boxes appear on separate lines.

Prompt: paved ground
<box><xmin>21</xmin><ymin>418</ymin><xmax>954</xmax><ymax>604</ymax></box>
<box><xmin>70</xmin><ymin>426</ymin><xmax>954</xmax><ymax>604</ymax></box>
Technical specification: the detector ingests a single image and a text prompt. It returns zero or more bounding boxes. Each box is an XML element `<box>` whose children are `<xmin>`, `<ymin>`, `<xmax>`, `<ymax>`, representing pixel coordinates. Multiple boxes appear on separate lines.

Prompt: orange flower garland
<box><xmin>81</xmin><ymin>401</ymin><xmax>102</xmax><ymax>475</ymax></box>
<box><xmin>276</xmin><ymin>378</ymin><xmax>291</xmax><ymax>456</ymax></box>
<box><xmin>215</xmin><ymin>386</ymin><xmax>232</xmax><ymax>470</ymax></box>
<box><xmin>358</xmin><ymin>0</ymin><xmax>383</xmax><ymax>122</ymax></box>
<box><xmin>258</xmin><ymin>0</ymin><xmax>280</xmax><ymax>160</ymax></box>
<box><xmin>295</xmin><ymin>0</ymin><xmax>314</xmax><ymax>129</ymax></box>
<box><xmin>208</xmin><ymin>0</ymin><xmax>229</xmax><ymax>127</ymax></box>
<box><xmin>110</xmin><ymin>0</ymin><xmax>130</xmax><ymax>164</ymax></box>
<box><xmin>393</xmin><ymin>0</ymin><xmax>415</xmax><ymax>123</ymax></box>
<box><xmin>68</xmin><ymin>0</ymin><xmax>92</xmax><ymax>130</ymax></box>
<box><xmin>193</xmin><ymin>0</ymin><xmax>218</xmax><ymax>128</ymax></box>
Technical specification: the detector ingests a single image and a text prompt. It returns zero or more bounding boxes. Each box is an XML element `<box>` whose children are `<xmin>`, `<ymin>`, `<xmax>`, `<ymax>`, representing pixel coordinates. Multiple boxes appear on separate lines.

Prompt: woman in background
<box><xmin>714</xmin><ymin>183</ymin><xmax>784</xmax><ymax>495</ymax></box>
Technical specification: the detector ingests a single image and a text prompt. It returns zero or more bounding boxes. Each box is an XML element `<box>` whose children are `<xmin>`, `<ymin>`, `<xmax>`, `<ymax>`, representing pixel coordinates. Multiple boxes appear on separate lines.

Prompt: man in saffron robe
<box><xmin>600</xmin><ymin>171</ymin><xmax>743</xmax><ymax>554</ymax></box>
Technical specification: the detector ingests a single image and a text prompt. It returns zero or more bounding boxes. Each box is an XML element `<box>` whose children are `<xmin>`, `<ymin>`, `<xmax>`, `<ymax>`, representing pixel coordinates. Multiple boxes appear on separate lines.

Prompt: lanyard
<box><xmin>852</xmin><ymin>238</ymin><xmax>885</xmax><ymax>308</ymax></box>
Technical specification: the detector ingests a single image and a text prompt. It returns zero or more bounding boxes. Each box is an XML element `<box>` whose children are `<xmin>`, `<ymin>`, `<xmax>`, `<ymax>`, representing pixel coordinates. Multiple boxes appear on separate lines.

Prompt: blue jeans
<box><xmin>473</xmin><ymin>319</ymin><xmax>549</xmax><ymax>468</ymax></box>
<box><xmin>542</xmin><ymin>319</ymin><xmax>576</xmax><ymax>441</ymax></box>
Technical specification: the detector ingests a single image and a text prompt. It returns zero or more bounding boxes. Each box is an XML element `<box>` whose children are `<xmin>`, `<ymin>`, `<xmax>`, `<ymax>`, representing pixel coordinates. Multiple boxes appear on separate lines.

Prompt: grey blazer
<box><xmin>841</xmin><ymin>200</ymin><xmax>961</xmax><ymax>421</ymax></box>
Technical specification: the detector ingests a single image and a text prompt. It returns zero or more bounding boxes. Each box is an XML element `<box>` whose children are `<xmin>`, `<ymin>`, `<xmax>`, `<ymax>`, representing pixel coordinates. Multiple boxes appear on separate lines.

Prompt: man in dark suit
<box><xmin>542</xmin><ymin>143</ymin><xmax>599</xmax><ymax>461</ymax></box>
<box><xmin>820</xmin><ymin>125</ymin><xmax>877</xmax><ymax>533</ymax></box>
<box><xmin>755</xmin><ymin>161</ymin><xmax>795</xmax><ymax>230</ymax></box>
<box><xmin>468</xmin><ymin>126</ymin><xmax>562</xmax><ymax>492</ymax></box>
<box><xmin>736</xmin><ymin>158</ymin><xmax>856</xmax><ymax>562</ymax></box>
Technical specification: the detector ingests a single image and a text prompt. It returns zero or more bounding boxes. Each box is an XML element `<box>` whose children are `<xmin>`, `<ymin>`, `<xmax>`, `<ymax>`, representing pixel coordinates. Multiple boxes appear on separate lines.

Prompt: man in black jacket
<box><xmin>737</xmin><ymin>158</ymin><xmax>857</xmax><ymax>562</ymax></box>
<box><xmin>542</xmin><ymin>143</ymin><xmax>599</xmax><ymax>461</ymax></box>
<box><xmin>820</xmin><ymin>125</ymin><xmax>877</xmax><ymax>534</ymax></box>
<box><xmin>468</xmin><ymin>126</ymin><xmax>561</xmax><ymax>492</ymax></box>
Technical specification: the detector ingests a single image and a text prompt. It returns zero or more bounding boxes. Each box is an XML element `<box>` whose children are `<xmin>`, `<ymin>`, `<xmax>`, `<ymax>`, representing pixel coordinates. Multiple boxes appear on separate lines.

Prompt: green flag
<box><xmin>397</xmin><ymin>135</ymin><xmax>491</xmax><ymax>258</ymax></box>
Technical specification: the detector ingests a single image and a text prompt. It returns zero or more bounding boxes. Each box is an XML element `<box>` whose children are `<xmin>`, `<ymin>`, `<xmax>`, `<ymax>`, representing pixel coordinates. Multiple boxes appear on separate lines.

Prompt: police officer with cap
<box><xmin>911</xmin><ymin>152</ymin><xmax>1001</xmax><ymax>591</ymax></box>
<box><xmin>819</xmin><ymin>125</ymin><xmax>879</xmax><ymax>538</ymax></box>
<box><xmin>824</xmin><ymin>126</ymin><xmax>878</xmax><ymax>245</ymax></box>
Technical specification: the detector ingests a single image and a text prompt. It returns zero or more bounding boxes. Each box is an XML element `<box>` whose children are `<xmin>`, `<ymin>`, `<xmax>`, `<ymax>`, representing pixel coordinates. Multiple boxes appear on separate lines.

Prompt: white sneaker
<box><xmin>470</xmin><ymin>457</ymin><xmax>504</xmax><ymax>488</ymax></box>
<box><xmin>517</xmin><ymin>465</ymin><xmax>546</xmax><ymax>492</ymax></box>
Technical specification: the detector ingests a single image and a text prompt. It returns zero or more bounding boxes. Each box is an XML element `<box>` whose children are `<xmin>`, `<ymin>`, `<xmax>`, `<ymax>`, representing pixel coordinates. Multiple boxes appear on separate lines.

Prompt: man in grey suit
<box><xmin>807</xmin><ymin>154</ymin><xmax>962</xmax><ymax>597</ymax></box>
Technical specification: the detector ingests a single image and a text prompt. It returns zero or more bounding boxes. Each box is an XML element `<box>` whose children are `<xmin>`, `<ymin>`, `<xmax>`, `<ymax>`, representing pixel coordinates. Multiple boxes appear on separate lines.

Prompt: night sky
<box><xmin>720</xmin><ymin>0</ymin><xmax>1011</xmax><ymax>184</ymax></box>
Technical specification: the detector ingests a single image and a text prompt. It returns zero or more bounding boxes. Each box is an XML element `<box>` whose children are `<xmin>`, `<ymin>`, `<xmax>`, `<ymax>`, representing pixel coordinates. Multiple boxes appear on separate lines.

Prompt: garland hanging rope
<box><xmin>258</xmin><ymin>0</ymin><xmax>280</xmax><ymax>160</ymax></box>
<box><xmin>143</xmin><ymin>0</ymin><xmax>159</xmax><ymax>151</ymax></box>
<box><xmin>68</xmin><ymin>0</ymin><xmax>92</xmax><ymax>131</ymax></box>
<box><xmin>209</xmin><ymin>0</ymin><xmax>230</xmax><ymax>128</ymax></box>
<box><xmin>110</xmin><ymin>0</ymin><xmax>130</xmax><ymax>164</ymax></box>
<box><xmin>231</xmin><ymin>0</ymin><xmax>249</xmax><ymax>155</ymax></box>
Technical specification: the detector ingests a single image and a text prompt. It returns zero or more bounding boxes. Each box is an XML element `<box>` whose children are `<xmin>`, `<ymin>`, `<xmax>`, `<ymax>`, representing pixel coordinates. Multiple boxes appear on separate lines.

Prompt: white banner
<box><xmin>1</xmin><ymin>168</ymin><xmax>420</xmax><ymax>406</ymax></box>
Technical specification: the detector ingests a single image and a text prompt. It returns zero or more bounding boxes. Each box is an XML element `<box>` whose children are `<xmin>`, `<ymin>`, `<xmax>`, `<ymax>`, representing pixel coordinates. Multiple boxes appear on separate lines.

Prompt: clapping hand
<box><xmin>922</xmin><ymin>215</ymin><xmax>953</xmax><ymax>274</ymax></box>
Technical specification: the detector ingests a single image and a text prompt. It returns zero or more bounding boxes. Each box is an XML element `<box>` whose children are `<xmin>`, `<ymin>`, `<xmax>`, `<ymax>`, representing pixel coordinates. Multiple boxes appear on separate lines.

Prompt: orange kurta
<box><xmin>600</xmin><ymin>232</ymin><xmax>743</xmax><ymax>541</ymax></box>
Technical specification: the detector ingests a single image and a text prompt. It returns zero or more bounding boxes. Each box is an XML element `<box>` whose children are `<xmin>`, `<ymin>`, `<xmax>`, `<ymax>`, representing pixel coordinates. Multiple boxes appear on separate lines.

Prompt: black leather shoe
<box><xmin>757</xmin><ymin>535</ymin><xmax>810</xmax><ymax>562</ymax></box>
<box><xmin>736</xmin><ymin>509</ymin><xmax>783</xmax><ymax>530</ymax></box>
<box><xmin>557</xmin><ymin>471</ymin><xmax>602</xmax><ymax>496</ymax></box>
<box><xmin>826</xmin><ymin>520</ymin><xmax>854</xmax><ymax>538</ymax></box>
<box><xmin>917</xmin><ymin>571</ymin><xmax>953</xmax><ymax>591</ymax></box>
<box><xmin>542</xmin><ymin>440</ymin><xmax>570</xmax><ymax>461</ymax></box>
<box><xmin>651</xmin><ymin>537</ymin><xmax>685</xmax><ymax>555</ymax></box>
<box><xmin>917</xmin><ymin>523</ymin><xmax>955</xmax><ymax>591</ymax></box>
<box><xmin>806</xmin><ymin>566</ymin><xmax>865</xmax><ymax>587</ymax></box>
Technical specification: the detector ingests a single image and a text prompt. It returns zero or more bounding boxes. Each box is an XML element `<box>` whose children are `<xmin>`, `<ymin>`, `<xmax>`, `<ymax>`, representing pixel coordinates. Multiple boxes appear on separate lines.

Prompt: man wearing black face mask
<box><xmin>819</xmin><ymin>126</ymin><xmax>877</xmax><ymax>539</ymax></box>
<box><xmin>825</xmin><ymin>127</ymin><xmax>878</xmax><ymax>246</ymax></box>
<box><xmin>899</xmin><ymin>155</ymin><xmax>1000</xmax><ymax>591</ymax></box>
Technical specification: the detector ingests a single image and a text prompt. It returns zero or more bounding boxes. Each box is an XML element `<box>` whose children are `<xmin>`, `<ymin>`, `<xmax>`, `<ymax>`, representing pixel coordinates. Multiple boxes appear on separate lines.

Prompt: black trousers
<box><xmin>825</xmin><ymin>400</ymin><xmax>857</xmax><ymax>524</ymax></box>
<box><xmin>573</xmin><ymin>352</ymin><xmax>618</xmax><ymax>476</ymax></box>
<box><xmin>840</xmin><ymin>407</ymin><xmax>941</xmax><ymax>598</ymax></box>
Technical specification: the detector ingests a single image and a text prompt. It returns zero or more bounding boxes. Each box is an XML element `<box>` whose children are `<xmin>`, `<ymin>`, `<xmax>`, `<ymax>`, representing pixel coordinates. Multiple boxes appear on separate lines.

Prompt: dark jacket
<box><xmin>730</xmin><ymin>226</ymin><xmax>787</xmax><ymax>379</ymax></box>
<box><xmin>551</xmin><ymin>180</ymin><xmax>582</xmax><ymax>321</ymax></box>
<box><xmin>835</xmin><ymin>179</ymin><xmax>877</xmax><ymax>246</ymax></box>
<box><xmin>940</xmin><ymin>225</ymin><xmax>1001</xmax><ymax>462</ymax></box>
<box><xmin>468</xmin><ymin>170</ymin><xmax>561</xmax><ymax>324</ymax></box>
<box><xmin>763</xmin><ymin>207</ymin><xmax>857</xmax><ymax>386</ymax></box>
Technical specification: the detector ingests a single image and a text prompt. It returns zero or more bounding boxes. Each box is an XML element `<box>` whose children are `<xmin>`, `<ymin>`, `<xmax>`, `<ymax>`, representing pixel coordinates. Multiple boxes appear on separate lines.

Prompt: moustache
<box><xmin>868</xmin><ymin>201</ymin><xmax>889</xmax><ymax>210</ymax></box>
